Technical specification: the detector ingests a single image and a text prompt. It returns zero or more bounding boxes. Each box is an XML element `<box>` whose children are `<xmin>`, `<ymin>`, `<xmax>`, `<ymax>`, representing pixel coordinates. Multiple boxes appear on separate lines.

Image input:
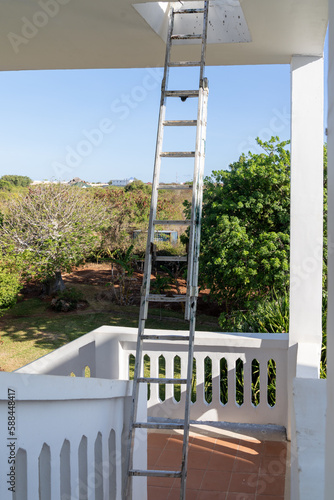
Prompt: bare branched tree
<box><xmin>0</xmin><ymin>183</ymin><xmax>107</xmax><ymax>290</ymax></box>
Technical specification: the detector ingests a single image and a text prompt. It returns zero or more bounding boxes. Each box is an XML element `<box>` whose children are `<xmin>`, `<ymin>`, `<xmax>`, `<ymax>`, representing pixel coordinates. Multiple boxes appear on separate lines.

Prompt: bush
<box><xmin>0</xmin><ymin>271</ymin><xmax>21</xmax><ymax>313</ymax></box>
<box><xmin>0</xmin><ymin>250</ymin><xmax>23</xmax><ymax>316</ymax></box>
<box><xmin>218</xmin><ymin>289</ymin><xmax>289</xmax><ymax>334</ymax></box>
<box><xmin>50</xmin><ymin>287</ymin><xmax>85</xmax><ymax>312</ymax></box>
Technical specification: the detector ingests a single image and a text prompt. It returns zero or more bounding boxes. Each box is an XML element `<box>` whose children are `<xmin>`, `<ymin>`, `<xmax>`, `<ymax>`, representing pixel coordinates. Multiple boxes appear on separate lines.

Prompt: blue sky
<box><xmin>0</xmin><ymin>37</ymin><xmax>328</xmax><ymax>184</ymax></box>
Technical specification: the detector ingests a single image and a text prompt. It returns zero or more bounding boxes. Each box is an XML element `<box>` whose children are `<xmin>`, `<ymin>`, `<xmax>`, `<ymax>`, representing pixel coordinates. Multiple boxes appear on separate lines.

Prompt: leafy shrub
<box><xmin>218</xmin><ymin>289</ymin><xmax>289</xmax><ymax>334</ymax></box>
<box><xmin>217</xmin><ymin>289</ymin><xmax>289</xmax><ymax>407</ymax></box>
<box><xmin>51</xmin><ymin>287</ymin><xmax>85</xmax><ymax>312</ymax></box>
<box><xmin>0</xmin><ymin>270</ymin><xmax>21</xmax><ymax>314</ymax></box>
<box><xmin>0</xmin><ymin>249</ymin><xmax>23</xmax><ymax>316</ymax></box>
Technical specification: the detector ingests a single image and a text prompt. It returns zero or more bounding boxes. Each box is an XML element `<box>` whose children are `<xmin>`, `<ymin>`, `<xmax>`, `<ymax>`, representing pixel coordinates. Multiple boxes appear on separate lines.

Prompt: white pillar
<box><xmin>325</xmin><ymin>1</ymin><xmax>334</xmax><ymax>496</ymax></box>
<box><xmin>289</xmin><ymin>55</ymin><xmax>324</xmax><ymax>377</ymax></box>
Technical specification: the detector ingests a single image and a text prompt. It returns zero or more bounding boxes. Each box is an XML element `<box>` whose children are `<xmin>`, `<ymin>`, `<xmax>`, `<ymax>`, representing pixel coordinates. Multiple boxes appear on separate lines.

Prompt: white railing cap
<box><xmin>0</xmin><ymin>372</ymin><xmax>132</xmax><ymax>401</ymax></box>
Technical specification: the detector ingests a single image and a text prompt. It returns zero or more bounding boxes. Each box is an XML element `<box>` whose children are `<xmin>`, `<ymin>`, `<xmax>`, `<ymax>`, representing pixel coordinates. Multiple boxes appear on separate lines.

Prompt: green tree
<box><xmin>199</xmin><ymin>137</ymin><xmax>290</xmax><ymax>314</ymax></box>
<box><xmin>0</xmin><ymin>184</ymin><xmax>106</xmax><ymax>290</ymax></box>
<box><xmin>0</xmin><ymin>247</ymin><xmax>24</xmax><ymax>316</ymax></box>
<box><xmin>0</xmin><ymin>175</ymin><xmax>32</xmax><ymax>187</ymax></box>
<box><xmin>0</xmin><ymin>180</ymin><xmax>13</xmax><ymax>192</ymax></box>
<box><xmin>124</xmin><ymin>179</ymin><xmax>151</xmax><ymax>194</ymax></box>
<box><xmin>96</xmin><ymin>184</ymin><xmax>190</xmax><ymax>253</ymax></box>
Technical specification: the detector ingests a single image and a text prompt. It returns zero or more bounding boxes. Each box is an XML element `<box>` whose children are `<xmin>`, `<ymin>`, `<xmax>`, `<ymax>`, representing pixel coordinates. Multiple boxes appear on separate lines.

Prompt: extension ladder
<box><xmin>125</xmin><ymin>2</ymin><xmax>209</xmax><ymax>498</ymax></box>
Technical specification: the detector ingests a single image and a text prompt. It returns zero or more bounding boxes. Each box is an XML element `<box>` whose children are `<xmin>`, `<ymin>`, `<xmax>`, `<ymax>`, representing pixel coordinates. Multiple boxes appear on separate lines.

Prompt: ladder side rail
<box><xmin>185</xmin><ymin>0</ymin><xmax>209</xmax><ymax>319</ymax></box>
<box><xmin>124</xmin><ymin>9</ymin><xmax>175</xmax><ymax>498</ymax></box>
<box><xmin>185</xmin><ymin>82</ymin><xmax>208</xmax><ymax>319</ymax></box>
<box><xmin>191</xmin><ymin>85</ymin><xmax>209</xmax><ymax>294</ymax></box>
<box><xmin>184</xmin><ymin>111</ymin><xmax>201</xmax><ymax>318</ymax></box>
<box><xmin>184</xmin><ymin>184</ymin><xmax>197</xmax><ymax>319</ymax></box>
<box><xmin>199</xmin><ymin>1</ymin><xmax>210</xmax><ymax>87</ymax></box>
<box><xmin>181</xmin><ymin>85</ymin><xmax>208</xmax><ymax>500</ymax></box>
<box><xmin>180</xmin><ymin>300</ymin><xmax>197</xmax><ymax>498</ymax></box>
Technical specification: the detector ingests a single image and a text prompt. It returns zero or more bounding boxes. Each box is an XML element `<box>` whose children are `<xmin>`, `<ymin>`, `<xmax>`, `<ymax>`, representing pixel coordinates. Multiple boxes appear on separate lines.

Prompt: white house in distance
<box><xmin>0</xmin><ymin>1</ymin><xmax>333</xmax><ymax>499</ymax></box>
<box><xmin>109</xmin><ymin>178</ymin><xmax>135</xmax><ymax>187</ymax></box>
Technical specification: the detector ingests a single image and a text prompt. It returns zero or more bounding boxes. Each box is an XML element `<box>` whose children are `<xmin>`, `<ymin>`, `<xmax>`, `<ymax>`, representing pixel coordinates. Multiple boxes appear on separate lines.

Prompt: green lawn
<box><xmin>0</xmin><ymin>289</ymin><xmax>221</xmax><ymax>372</ymax></box>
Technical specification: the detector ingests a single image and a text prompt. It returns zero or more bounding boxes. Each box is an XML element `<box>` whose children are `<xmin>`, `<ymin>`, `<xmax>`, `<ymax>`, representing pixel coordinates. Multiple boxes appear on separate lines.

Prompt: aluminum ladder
<box><xmin>125</xmin><ymin>2</ymin><xmax>209</xmax><ymax>498</ymax></box>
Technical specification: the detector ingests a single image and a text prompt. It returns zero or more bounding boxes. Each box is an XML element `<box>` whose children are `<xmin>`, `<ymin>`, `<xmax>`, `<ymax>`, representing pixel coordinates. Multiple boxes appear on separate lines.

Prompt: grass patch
<box><xmin>0</xmin><ymin>291</ymin><xmax>221</xmax><ymax>372</ymax></box>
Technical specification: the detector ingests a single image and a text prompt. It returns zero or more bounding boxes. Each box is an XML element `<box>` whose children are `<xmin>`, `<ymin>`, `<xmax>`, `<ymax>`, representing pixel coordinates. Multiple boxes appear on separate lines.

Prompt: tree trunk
<box><xmin>43</xmin><ymin>271</ymin><xmax>66</xmax><ymax>295</ymax></box>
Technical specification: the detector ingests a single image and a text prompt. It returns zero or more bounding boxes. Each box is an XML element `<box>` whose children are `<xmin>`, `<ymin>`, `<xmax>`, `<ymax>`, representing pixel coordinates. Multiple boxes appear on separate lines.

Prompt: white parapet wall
<box><xmin>16</xmin><ymin>325</ymin><xmax>290</xmax><ymax>429</ymax></box>
<box><xmin>0</xmin><ymin>371</ymin><xmax>147</xmax><ymax>500</ymax></box>
<box><xmin>290</xmin><ymin>378</ymin><xmax>326</xmax><ymax>500</ymax></box>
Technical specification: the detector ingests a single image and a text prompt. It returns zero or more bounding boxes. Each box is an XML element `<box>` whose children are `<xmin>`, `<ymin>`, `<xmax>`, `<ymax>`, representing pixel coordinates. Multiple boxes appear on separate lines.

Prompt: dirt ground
<box><xmin>18</xmin><ymin>261</ymin><xmax>218</xmax><ymax>316</ymax></box>
<box><xmin>62</xmin><ymin>261</ymin><xmax>218</xmax><ymax>315</ymax></box>
<box><xmin>62</xmin><ymin>261</ymin><xmax>189</xmax><ymax>294</ymax></box>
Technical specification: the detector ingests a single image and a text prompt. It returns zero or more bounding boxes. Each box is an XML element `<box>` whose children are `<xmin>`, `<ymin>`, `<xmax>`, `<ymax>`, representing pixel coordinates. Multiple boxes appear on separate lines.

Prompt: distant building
<box><xmin>109</xmin><ymin>177</ymin><xmax>134</xmax><ymax>187</ymax></box>
<box><xmin>133</xmin><ymin>229</ymin><xmax>178</xmax><ymax>245</ymax></box>
<box><xmin>31</xmin><ymin>180</ymin><xmax>60</xmax><ymax>185</ymax></box>
<box><xmin>68</xmin><ymin>177</ymin><xmax>86</xmax><ymax>185</ymax></box>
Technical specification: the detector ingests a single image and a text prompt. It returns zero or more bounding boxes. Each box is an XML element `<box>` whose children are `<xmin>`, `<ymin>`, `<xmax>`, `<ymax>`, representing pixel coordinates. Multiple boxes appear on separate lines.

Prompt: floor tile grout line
<box><xmin>231</xmin><ymin>439</ymin><xmax>241</xmax><ymax>474</ymax></box>
<box><xmin>196</xmin><ymin>445</ymin><xmax>212</xmax><ymax>495</ymax></box>
<box><xmin>226</xmin><ymin>450</ymin><xmax>237</xmax><ymax>496</ymax></box>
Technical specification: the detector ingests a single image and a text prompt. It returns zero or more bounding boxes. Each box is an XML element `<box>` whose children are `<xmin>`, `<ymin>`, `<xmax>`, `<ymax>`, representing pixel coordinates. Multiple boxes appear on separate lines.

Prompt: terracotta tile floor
<box><xmin>147</xmin><ymin>431</ymin><xmax>287</xmax><ymax>500</ymax></box>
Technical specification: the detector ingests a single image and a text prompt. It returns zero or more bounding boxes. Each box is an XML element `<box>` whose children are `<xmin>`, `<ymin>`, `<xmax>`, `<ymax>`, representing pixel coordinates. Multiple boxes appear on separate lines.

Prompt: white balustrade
<box><xmin>5</xmin><ymin>326</ymin><xmax>289</xmax><ymax>498</ymax></box>
<box><xmin>16</xmin><ymin>325</ymin><xmax>289</xmax><ymax>428</ymax></box>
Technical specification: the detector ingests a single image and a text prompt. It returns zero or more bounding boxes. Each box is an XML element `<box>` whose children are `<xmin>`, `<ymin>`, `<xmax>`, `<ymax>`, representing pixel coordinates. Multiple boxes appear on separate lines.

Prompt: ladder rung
<box><xmin>174</xmin><ymin>8</ymin><xmax>205</xmax><ymax>14</ymax></box>
<box><xmin>168</xmin><ymin>61</ymin><xmax>201</xmax><ymax>67</ymax></box>
<box><xmin>160</xmin><ymin>151</ymin><xmax>195</xmax><ymax>158</ymax></box>
<box><xmin>129</xmin><ymin>469</ymin><xmax>182</xmax><ymax>478</ymax></box>
<box><xmin>133</xmin><ymin>422</ymin><xmax>185</xmax><ymax>430</ymax></box>
<box><xmin>163</xmin><ymin>120</ymin><xmax>197</xmax><ymax>126</ymax></box>
<box><xmin>147</xmin><ymin>293</ymin><xmax>187</xmax><ymax>303</ymax></box>
<box><xmin>140</xmin><ymin>334</ymin><xmax>190</xmax><ymax>341</ymax></box>
<box><xmin>157</xmin><ymin>184</ymin><xmax>192</xmax><ymax>190</ymax></box>
<box><xmin>171</xmin><ymin>34</ymin><xmax>202</xmax><ymax>41</ymax></box>
<box><xmin>137</xmin><ymin>377</ymin><xmax>187</xmax><ymax>384</ymax></box>
<box><xmin>165</xmin><ymin>90</ymin><xmax>199</xmax><ymax>98</ymax></box>
<box><xmin>155</xmin><ymin>255</ymin><xmax>187</xmax><ymax>261</ymax></box>
<box><xmin>153</xmin><ymin>220</ymin><xmax>191</xmax><ymax>225</ymax></box>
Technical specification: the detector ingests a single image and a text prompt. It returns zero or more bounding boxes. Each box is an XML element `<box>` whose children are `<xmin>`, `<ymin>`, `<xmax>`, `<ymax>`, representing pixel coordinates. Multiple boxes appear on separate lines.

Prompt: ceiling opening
<box><xmin>133</xmin><ymin>0</ymin><xmax>252</xmax><ymax>45</ymax></box>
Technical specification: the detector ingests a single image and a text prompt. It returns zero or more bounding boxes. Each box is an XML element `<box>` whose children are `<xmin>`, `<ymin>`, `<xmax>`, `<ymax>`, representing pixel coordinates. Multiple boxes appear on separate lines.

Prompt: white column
<box><xmin>325</xmin><ymin>1</ymin><xmax>334</xmax><ymax>496</ymax></box>
<box><xmin>289</xmin><ymin>55</ymin><xmax>324</xmax><ymax>377</ymax></box>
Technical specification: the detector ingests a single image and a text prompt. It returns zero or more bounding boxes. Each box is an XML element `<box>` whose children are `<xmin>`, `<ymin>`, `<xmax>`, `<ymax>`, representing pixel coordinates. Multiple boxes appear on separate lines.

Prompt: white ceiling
<box><xmin>0</xmin><ymin>0</ymin><xmax>328</xmax><ymax>72</ymax></box>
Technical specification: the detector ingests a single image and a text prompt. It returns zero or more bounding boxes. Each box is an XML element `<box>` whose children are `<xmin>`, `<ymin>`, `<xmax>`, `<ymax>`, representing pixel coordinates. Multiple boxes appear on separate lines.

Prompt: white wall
<box><xmin>289</xmin><ymin>55</ymin><xmax>324</xmax><ymax>377</ymax></box>
<box><xmin>325</xmin><ymin>1</ymin><xmax>334</xmax><ymax>496</ymax></box>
